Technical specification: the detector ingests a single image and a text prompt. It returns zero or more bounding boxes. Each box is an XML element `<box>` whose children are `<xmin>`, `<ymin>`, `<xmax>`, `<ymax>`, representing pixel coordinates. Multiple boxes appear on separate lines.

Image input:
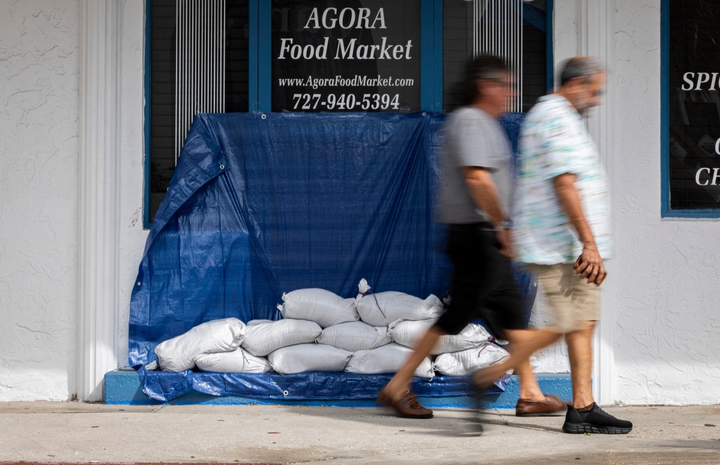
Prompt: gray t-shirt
<box><xmin>440</xmin><ymin>106</ymin><xmax>514</xmax><ymax>224</ymax></box>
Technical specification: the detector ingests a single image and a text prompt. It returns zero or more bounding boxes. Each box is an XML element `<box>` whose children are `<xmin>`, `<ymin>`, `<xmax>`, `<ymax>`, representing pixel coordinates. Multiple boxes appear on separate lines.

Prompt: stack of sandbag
<box><xmin>195</xmin><ymin>318</ymin><xmax>323</xmax><ymax>373</ymax></box>
<box><xmin>387</xmin><ymin>318</ymin><xmax>509</xmax><ymax>376</ymax></box>
<box><xmin>345</xmin><ymin>343</ymin><xmax>435</xmax><ymax>378</ymax></box>
<box><xmin>434</xmin><ymin>343</ymin><xmax>510</xmax><ymax>376</ymax></box>
<box><xmin>195</xmin><ymin>348</ymin><xmax>273</xmax><ymax>373</ymax></box>
<box><xmin>278</xmin><ymin>288</ymin><xmax>358</xmax><ymax>327</ymax></box>
<box><xmin>316</xmin><ymin>321</ymin><xmax>391</xmax><ymax>352</ymax></box>
<box><xmin>261</xmin><ymin>288</ymin><xmax>359</xmax><ymax>374</ymax></box>
<box><xmin>355</xmin><ymin>279</ymin><xmax>444</xmax><ymax>327</ymax></box>
<box><xmin>334</xmin><ymin>280</ymin><xmax>441</xmax><ymax>378</ymax></box>
<box><xmin>389</xmin><ymin>320</ymin><xmax>492</xmax><ymax>355</ymax></box>
<box><xmin>151</xmin><ymin>283</ymin><xmax>509</xmax><ymax>378</ymax></box>
<box><xmin>154</xmin><ymin>317</ymin><xmax>246</xmax><ymax>372</ymax></box>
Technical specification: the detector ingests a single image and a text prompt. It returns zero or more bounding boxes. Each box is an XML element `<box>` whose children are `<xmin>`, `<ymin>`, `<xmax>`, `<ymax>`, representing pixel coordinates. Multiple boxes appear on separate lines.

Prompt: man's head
<box><xmin>557</xmin><ymin>57</ymin><xmax>607</xmax><ymax>114</ymax></box>
<box><xmin>465</xmin><ymin>54</ymin><xmax>514</xmax><ymax>116</ymax></box>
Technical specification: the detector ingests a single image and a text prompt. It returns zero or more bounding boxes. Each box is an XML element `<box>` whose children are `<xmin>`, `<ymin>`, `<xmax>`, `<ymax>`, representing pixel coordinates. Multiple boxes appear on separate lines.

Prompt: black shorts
<box><xmin>434</xmin><ymin>223</ymin><xmax>526</xmax><ymax>339</ymax></box>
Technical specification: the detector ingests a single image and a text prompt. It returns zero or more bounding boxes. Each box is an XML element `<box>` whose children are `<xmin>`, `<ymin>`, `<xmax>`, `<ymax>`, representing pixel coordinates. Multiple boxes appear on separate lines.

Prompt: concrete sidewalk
<box><xmin>0</xmin><ymin>402</ymin><xmax>719</xmax><ymax>465</ymax></box>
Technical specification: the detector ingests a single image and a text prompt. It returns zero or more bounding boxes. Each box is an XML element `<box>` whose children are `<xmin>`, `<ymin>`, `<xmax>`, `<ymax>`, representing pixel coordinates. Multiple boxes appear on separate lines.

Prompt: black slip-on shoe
<box><xmin>562</xmin><ymin>403</ymin><xmax>633</xmax><ymax>434</ymax></box>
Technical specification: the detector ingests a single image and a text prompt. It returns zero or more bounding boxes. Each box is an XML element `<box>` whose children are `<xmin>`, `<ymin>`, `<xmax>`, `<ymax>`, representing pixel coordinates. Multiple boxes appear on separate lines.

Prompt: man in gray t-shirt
<box><xmin>377</xmin><ymin>55</ymin><xmax>566</xmax><ymax>420</ymax></box>
<box><xmin>441</xmin><ymin>106</ymin><xmax>514</xmax><ymax>225</ymax></box>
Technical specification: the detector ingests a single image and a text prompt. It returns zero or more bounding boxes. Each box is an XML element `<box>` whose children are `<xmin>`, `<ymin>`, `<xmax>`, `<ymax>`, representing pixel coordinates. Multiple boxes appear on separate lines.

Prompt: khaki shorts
<box><xmin>527</xmin><ymin>263</ymin><xmax>600</xmax><ymax>333</ymax></box>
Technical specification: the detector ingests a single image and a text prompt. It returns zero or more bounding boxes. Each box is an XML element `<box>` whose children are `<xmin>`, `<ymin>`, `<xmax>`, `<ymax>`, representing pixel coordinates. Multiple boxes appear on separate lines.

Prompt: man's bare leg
<box><xmin>382</xmin><ymin>326</ymin><xmax>445</xmax><ymax>400</ymax></box>
<box><xmin>565</xmin><ymin>321</ymin><xmax>596</xmax><ymax>408</ymax></box>
<box><xmin>474</xmin><ymin>328</ymin><xmax>562</xmax><ymax>387</ymax></box>
<box><xmin>515</xmin><ymin>358</ymin><xmax>544</xmax><ymax>400</ymax></box>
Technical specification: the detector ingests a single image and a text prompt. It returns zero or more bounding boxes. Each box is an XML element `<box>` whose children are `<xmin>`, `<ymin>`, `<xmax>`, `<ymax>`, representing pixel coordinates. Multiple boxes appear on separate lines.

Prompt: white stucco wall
<box><xmin>116</xmin><ymin>0</ymin><xmax>151</xmax><ymax>370</ymax></box>
<box><xmin>612</xmin><ymin>0</ymin><xmax>720</xmax><ymax>405</ymax></box>
<box><xmin>0</xmin><ymin>0</ymin><xmax>80</xmax><ymax>401</ymax></box>
<box><xmin>2</xmin><ymin>0</ymin><xmax>718</xmax><ymax>405</ymax></box>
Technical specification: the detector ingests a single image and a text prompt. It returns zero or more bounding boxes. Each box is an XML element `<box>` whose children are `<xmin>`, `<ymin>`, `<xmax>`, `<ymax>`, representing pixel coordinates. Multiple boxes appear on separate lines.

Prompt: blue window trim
<box><xmin>258</xmin><ymin>1</ymin><xmax>272</xmax><ymax>112</ymax></box>
<box><xmin>143</xmin><ymin>0</ymin><xmax>153</xmax><ymax>228</ymax></box>
<box><xmin>661</xmin><ymin>0</ymin><xmax>720</xmax><ymax>218</ymax></box>
<box><xmin>420</xmin><ymin>0</ymin><xmax>443</xmax><ymax>112</ymax></box>
<box><xmin>546</xmin><ymin>0</ymin><xmax>554</xmax><ymax>93</ymax></box>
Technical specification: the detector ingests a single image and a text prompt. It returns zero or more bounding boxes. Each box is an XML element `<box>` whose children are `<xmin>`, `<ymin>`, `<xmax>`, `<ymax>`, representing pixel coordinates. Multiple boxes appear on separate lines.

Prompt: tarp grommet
<box><xmin>261</xmin><ymin>114</ymin><xmax>267</xmax><ymax>120</ymax></box>
<box><xmin>220</xmin><ymin>164</ymin><xmax>225</xmax><ymax>170</ymax></box>
<box><xmin>422</xmin><ymin>112</ymin><xmax>427</xmax><ymax>116</ymax></box>
<box><xmin>283</xmin><ymin>390</ymin><xmax>289</xmax><ymax>396</ymax></box>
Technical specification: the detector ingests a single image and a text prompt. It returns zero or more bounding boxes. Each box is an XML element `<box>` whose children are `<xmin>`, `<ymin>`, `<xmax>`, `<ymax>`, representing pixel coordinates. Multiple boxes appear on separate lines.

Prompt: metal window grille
<box><xmin>175</xmin><ymin>0</ymin><xmax>226</xmax><ymax>162</ymax></box>
<box><xmin>473</xmin><ymin>0</ymin><xmax>524</xmax><ymax>112</ymax></box>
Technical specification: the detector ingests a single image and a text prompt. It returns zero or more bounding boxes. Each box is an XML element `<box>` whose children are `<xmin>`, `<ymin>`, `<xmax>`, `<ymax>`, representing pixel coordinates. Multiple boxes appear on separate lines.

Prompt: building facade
<box><xmin>1</xmin><ymin>0</ymin><xmax>718</xmax><ymax>405</ymax></box>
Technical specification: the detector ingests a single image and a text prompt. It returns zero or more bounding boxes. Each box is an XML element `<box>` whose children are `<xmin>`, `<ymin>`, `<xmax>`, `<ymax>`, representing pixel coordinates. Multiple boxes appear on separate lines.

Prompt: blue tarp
<box><xmin>129</xmin><ymin>112</ymin><xmax>533</xmax><ymax>402</ymax></box>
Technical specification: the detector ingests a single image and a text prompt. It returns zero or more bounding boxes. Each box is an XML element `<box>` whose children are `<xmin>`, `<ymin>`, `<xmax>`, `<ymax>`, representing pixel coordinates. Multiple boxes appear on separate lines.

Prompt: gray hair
<box><xmin>559</xmin><ymin>57</ymin><xmax>606</xmax><ymax>86</ymax></box>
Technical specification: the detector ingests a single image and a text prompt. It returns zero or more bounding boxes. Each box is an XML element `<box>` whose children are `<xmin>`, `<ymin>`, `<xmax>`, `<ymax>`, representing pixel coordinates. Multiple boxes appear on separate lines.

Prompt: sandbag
<box><xmin>195</xmin><ymin>348</ymin><xmax>272</xmax><ymax>373</ymax></box>
<box><xmin>356</xmin><ymin>291</ymin><xmax>443</xmax><ymax>327</ymax></box>
<box><xmin>316</xmin><ymin>321</ymin><xmax>391</xmax><ymax>352</ymax></box>
<box><xmin>390</xmin><ymin>320</ymin><xmax>492</xmax><ymax>355</ymax></box>
<box><xmin>242</xmin><ymin>319</ymin><xmax>322</xmax><ymax>356</ymax></box>
<box><xmin>267</xmin><ymin>344</ymin><xmax>352</xmax><ymax>374</ymax></box>
<box><xmin>154</xmin><ymin>317</ymin><xmax>246</xmax><ymax>372</ymax></box>
<box><xmin>345</xmin><ymin>343</ymin><xmax>434</xmax><ymax>378</ymax></box>
<box><xmin>433</xmin><ymin>343</ymin><xmax>510</xmax><ymax>376</ymax></box>
<box><xmin>279</xmin><ymin>288</ymin><xmax>359</xmax><ymax>328</ymax></box>
<box><xmin>247</xmin><ymin>319</ymin><xmax>274</xmax><ymax>326</ymax></box>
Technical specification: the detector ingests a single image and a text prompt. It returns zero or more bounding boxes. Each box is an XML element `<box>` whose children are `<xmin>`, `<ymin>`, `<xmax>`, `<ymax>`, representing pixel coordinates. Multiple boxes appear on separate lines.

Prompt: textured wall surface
<box><xmin>117</xmin><ymin>0</ymin><xmax>151</xmax><ymax>369</ymax></box>
<box><xmin>612</xmin><ymin>0</ymin><xmax>720</xmax><ymax>405</ymax></box>
<box><xmin>0</xmin><ymin>0</ymin><xmax>80</xmax><ymax>401</ymax></box>
<box><xmin>3</xmin><ymin>0</ymin><xmax>718</xmax><ymax>405</ymax></box>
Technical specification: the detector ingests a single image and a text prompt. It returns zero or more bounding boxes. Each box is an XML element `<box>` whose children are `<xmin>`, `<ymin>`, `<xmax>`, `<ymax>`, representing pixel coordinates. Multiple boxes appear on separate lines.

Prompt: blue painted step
<box><xmin>105</xmin><ymin>370</ymin><xmax>571</xmax><ymax>409</ymax></box>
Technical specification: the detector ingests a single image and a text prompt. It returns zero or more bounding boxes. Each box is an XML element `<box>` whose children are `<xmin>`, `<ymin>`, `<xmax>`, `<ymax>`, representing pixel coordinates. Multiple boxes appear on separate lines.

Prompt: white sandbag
<box><xmin>345</xmin><ymin>343</ymin><xmax>434</xmax><ymax>378</ymax></box>
<box><xmin>356</xmin><ymin>291</ymin><xmax>443</xmax><ymax>327</ymax></box>
<box><xmin>316</xmin><ymin>321</ymin><xmax>391</xmax><ymax>352</ymax></box>
<box><xmin>390</xmin><ymin>320</ymin><xmax>492</xmax><ymax>355</ymax></box>
<box><xmin>433</xmin><ymin>343</ymin><xmax>510</xmax><ymax>376</ymax></box>
<box><xmin>242</xmin><ymin>319</ymin><xmax>322</xmax><ymax>356</ymax></box>
<box><xmin>195</xmin><ymin>348</ymin><xmax>272</xmax><ymax>373</ymax></box>
<box><xmin>155</xmin><ymin>317</ymin><xmax>246</xmax><ymax>372</ymax></box>
<box><xmin>268</xmin><ymin>344</ymin><xmax>352</xmax><ymax>374</ymax></box>
<box><xmin>279</xmin><ymin>288</ymin><xmax>359</xmax><ymax>328</ymax></box>
<box><xmin>247</xmin><ymin>319</ymin><xmax>274</xmax><ymax>326</ymax></box>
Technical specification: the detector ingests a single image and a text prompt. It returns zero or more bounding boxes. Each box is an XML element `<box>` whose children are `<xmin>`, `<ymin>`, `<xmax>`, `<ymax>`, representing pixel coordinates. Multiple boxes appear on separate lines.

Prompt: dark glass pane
<box><xmin>148</xmin><ymin>1</ymin><xmax>249</xmax><ymax>222</ymax></box>
<box><xmin>149</xmin><ymin>0</ymin><xmax>177</xmax><ymax>223</ymax></box>
<box><xmin>668</xmin><ymin>0</ymin><xmax>720</xmax><ymax>210</ymax></box>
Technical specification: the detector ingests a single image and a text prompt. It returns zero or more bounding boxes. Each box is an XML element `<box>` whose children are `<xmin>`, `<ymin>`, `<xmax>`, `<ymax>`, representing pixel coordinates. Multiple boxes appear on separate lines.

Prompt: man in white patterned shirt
<box><xmin>474</xmin><ymin>57</ymin><xmax>632</xmax><ymax>434</ymax></box>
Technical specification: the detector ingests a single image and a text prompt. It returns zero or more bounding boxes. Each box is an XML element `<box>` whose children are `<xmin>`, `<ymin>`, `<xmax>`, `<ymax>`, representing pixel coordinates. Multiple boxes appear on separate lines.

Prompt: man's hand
<box><xmin>553</xmin><ymin>173</ymin><xmax>606</xmax><ymax>285</ymax></box>
<box><xmin>497</xmin><ymin>228</ymin><xmax>513</xmax><ymax>258</ymax></box>
<box><xmin>573</xmin><ymin>244</ymin><xmax>606</xmax><ymax>285</ymax></box>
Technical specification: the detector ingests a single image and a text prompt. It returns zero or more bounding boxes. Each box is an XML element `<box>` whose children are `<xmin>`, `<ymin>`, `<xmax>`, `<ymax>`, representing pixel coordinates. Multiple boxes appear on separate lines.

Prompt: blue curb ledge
<box><xmin>104</xmin><ymin>370</ymin><xmax>572</xmax><ymax>409</ymax></box>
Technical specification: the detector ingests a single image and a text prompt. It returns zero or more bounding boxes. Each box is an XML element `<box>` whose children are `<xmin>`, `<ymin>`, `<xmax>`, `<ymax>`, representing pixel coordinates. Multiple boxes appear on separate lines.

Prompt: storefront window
<box><xmin>145</xmin><ymin>0</ymin><xmax>550</xmax><ymax>224</ymax></box>
<box><xmin>664</xmin><ymin>0</ymin><xmax>720</xmax><ymax>216</ymax></box>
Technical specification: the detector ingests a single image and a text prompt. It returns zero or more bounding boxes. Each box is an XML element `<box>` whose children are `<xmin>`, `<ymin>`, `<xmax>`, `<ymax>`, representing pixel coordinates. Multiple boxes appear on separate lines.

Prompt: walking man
<box><xmin>377</xmin><ymin>55</ymin><xmax>565</xmax><ymax>419</ymax></box>
<box><xmin>473</xmin><ymin>57</ymin><xmax>632</xmax><ymax>434</ymax></box>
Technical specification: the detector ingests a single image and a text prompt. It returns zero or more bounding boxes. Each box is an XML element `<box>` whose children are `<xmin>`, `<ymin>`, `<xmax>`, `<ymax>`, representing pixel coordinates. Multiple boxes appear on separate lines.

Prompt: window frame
<box><xmin>661</xmin><ymin>0</ymin><xmax>720</xmax><ymax>218</ymax></box>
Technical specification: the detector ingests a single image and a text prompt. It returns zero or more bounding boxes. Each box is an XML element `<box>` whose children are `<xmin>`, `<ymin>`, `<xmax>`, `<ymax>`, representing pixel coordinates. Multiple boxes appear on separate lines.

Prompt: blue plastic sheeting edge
<box><xmin>105</xmin><ymin>370</ymin><xmax>572</xmax><ymax>409</ymax></box>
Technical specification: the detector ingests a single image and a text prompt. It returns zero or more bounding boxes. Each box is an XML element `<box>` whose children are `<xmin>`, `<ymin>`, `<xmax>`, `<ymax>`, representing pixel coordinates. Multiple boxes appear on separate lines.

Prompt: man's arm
<box><xmin>462</xmin><ymin>167</ymin><xmax>512</xmax><ymax>257</ymax></box>
<box><xmin>553</xmin><ymin>173</ymin><xmax>605</xmax><ymax>284</ymax></box>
